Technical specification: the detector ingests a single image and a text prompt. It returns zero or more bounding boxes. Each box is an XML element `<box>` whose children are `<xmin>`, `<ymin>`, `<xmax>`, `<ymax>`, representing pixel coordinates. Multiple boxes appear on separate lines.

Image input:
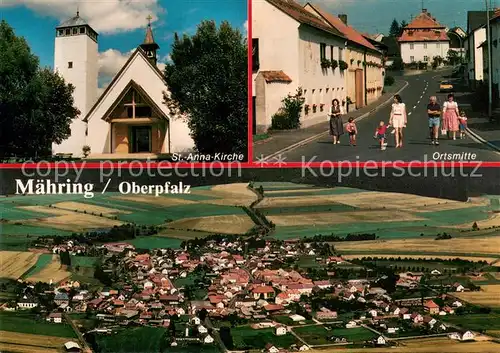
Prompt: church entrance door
<box><xmin>130</xmin><ymin>126</ymin><xmax>152</xmax><ymax>153</ymax></box>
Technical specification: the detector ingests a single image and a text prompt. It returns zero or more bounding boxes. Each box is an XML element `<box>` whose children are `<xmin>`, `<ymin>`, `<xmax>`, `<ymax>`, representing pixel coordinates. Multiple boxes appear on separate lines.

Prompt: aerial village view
<box><xmin>1</xmin><ymin>182</ymin><xmax>499</xmax><ymax>353</ymax></box>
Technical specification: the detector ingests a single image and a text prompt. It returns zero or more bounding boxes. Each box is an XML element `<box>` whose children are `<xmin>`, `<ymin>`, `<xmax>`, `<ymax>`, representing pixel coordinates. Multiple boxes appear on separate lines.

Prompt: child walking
<box><xmin>374</xmin><ymin>121</ymin><xmax>390</xmax><ymax>150</ymax></box>
<box><xmin>346</xmin><ymin>117</ymin><xmax>357</xmax><ymax>146</ymax></box>
<box><xmin>458</xmin><ymin>110</ymin><xmax>468</xmax><ymax>139</ymax></box>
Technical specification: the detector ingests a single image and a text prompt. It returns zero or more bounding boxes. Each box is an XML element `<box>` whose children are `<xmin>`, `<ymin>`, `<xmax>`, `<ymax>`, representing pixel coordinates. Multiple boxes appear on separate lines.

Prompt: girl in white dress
<box><xmin>389</xmin><ymin>94</ymin><xmax>407</xmax><ymax>148</ymax></box>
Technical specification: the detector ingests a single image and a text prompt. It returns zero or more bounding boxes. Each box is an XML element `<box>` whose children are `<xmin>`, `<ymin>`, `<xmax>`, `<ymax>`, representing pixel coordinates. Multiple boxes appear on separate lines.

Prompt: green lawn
<box><xmin>127</xmin><ymin>236</ymin><xmax>183</xmax><ymax>249</ymax></box>
<box><xmin>441</xmin><ymin>313</ymin><xmax>500</xmax><ymax>332</ymax></box>
<box><xmin>95</xmin><ymin>327</ymin><xmax>167</xmax><ymax>353</ymax></box>
<box><xmin>0</xmin><ymin>312</ymin><xmax>77</xmax><ymax>338</ymax></box>
<box><xmin>231</xmin><ymin>326</ymin><xmax>296</xmax><ymax>350</ymax></box>
<box><xmin>293</xmin><ymin>325</ymin><xmax>376</xmax><ymax>345</ymax></box>
<box><xmin>70</xmin><ymin>256</ymin><xmax>99</xmax><ymax>268</ymax></box>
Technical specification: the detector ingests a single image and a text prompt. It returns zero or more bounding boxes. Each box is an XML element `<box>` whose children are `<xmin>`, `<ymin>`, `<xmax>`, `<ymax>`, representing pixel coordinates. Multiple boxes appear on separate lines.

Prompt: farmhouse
<box><xmin>398</xmin><ymin>9</ymin><xmax>450</xmax><ymax>65</ymax></box>
<box><xmin>423</xmin><ymin>299</ymin><xmax>440</xmax><ymax>314</ymax></box>
<box><xmin>252</xmin><ymin>0</ymin><xmax>347</xmax><ymax>132</ymax></box>
<box><xmin>64</xmin><ymin>341</ymin><xmax>81</xmax><ymax>352</ymax></box>
<box><xmin>46</xmin><ymin>312</ymin><xmax>63</xmax><ymax>323</ymax></box>
<box><xmin>17</xmin><ymin>294</ymin><xmax>38</xmax><ymax>309</ymax></box>
<box><xmin>304</xmin><ymin>3</ymin><xmax>385</xmax><ymax>107</ymax></box>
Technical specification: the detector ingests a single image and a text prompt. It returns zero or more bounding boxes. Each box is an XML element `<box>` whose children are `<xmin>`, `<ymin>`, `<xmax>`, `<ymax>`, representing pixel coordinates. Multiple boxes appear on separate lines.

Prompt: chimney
<box><xmin>422</xmin><ymin>8</ymin><xmax>427</xmax><ymax>13</ymax></box>
<box><xmin>338</xmin><ymin>14</ymin><xmax>347</xmax><ymax>25</ymax></box>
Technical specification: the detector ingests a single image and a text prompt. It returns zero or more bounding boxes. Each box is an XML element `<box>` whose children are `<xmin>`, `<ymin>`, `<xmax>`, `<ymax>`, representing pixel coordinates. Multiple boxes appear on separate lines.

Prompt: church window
<box><xmin>80</xmin><ymin>27</ymin><xmax>85</xmax><ymax>34</ymax></box>
<box><xmin>68</xmin><ymin>62</ymin><xmax>73</xmax><ymax>69</ymax></box>
<box><xmin>73</xmin><ymin>28</ymin><xmax>78</xmax><ymax>34</ymax></box>
<box><xmin>65</xmin><ymin>29</ymin><xmax>70</xmax><ymax>35</ymax></box>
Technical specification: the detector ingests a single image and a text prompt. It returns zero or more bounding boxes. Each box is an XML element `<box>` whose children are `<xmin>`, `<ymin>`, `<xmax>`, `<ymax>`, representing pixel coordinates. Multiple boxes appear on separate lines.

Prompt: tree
<box><xmin>0</xmin><ymin>20</ymin><xmax>79</xmax><ymax>158</ymax></box>
<box><xmin>400</xmin><ymin>20</ymin><xmax>408</xmax><ymax>31</ymax></box>
<box><xmin>219</xmin><ymin>327</ymin><xmax>234</xmax><ymax>349</ymax></box>
<box><xmin>197</xmin><ymin>308</ymin><xmax>208</xmax><ymax>321</ymax></box>
<box><xmin>447</xmin><ymin>49</ymin><xmax>460</xmax><ymax>66</ymax></box>
<box><xmin>163</xmin><ymin>20</ymin><xmax>247</xmax><ymax>156</ymax></box>
<box><xmin>59</xmin><ymin>251</ymin><xmax>71</xmax><ymax>267</ymax></box>
<box><xmin>389</xmin><ymin>19</ymin><xmax>401</xmax><ymax>37</ymax></box>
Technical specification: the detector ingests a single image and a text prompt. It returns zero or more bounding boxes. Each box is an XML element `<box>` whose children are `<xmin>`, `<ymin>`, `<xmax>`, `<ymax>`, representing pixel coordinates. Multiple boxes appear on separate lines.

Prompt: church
<box><xmin>52</xmin><ymin>12</ymin><xmax>194</xmax><ymax>158</ymax></box>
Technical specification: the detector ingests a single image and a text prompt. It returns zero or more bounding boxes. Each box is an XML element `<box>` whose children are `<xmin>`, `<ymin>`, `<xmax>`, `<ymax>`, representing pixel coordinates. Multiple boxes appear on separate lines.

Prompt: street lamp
<box><xmin>486</xmin><ymin>0</ymin><xmax>493</xmax><ymax>118</ymax></box>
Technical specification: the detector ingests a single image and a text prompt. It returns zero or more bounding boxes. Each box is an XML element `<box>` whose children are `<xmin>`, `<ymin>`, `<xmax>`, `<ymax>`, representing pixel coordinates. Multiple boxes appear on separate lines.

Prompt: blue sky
<box><xmin>302</xmin><ymin>0</ymin><xmax>498</xmax><ymax>33</ymax></box>
<box><xmin>1</xmin><ymin>0</ymin><xmax>247</xmax><ymax>88</ymax></box>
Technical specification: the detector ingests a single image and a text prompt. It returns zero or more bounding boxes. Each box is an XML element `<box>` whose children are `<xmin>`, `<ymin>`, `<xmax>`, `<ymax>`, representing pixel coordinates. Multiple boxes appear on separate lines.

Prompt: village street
<box><xmin>257</xmin><ymin>71</ymin><xmax>500</xmax><ymax>163</ymax></box>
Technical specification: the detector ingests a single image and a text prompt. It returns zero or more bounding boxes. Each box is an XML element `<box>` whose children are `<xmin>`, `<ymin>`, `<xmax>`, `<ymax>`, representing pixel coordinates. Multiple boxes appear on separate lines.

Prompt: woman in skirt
<box><xmin>442</xmin><ymin>93</ymin><xmax>460</xmax><ymax>140</ymax></box>
<box><xmin>329</xmin><ymin>99</ymin><xmax>344</xmax><ymax>144</ymax></box>
<box><xmin>389</xmin><ymin>94</ymin><xmax>407</xmax><ymax>148</ymax></box>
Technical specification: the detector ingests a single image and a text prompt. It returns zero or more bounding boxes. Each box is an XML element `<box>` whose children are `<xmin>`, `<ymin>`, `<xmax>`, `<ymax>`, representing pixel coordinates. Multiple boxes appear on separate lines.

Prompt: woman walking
<box><xmin>328</xmin><ymin>99</ymin><xmax>344</xmax><ymax>144</ymax></box>
<box><xmin>389</xmin><ymin>94</ymin><xmax>407</xmax><ymax>148</ymax></box>
<box><xmin>442</xmin><ymin>93</ymin><xmax>459</xmax><ymax>140</ymax></box>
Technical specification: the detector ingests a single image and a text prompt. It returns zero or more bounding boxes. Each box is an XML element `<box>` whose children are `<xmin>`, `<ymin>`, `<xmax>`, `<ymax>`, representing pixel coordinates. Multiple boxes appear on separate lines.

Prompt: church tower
<box><xmin>140</xmin><ymin>15</ymin><xmax>160</xmax><ymax>66</ymax></box>
<box><xmin>53</xmin><ymin>11</ymin><xmax>98</xmax><ymax>157</ymax></box>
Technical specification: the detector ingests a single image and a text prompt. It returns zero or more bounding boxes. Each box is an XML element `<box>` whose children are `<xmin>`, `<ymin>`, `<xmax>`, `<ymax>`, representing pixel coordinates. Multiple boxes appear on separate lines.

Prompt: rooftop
<box><xmin>57</xmin><ymin>11</ymin><xmax>89</xmax><ymax>29</ymax></box>
<box><xmin>266</xmin><ymin>0</ymin><xmax>345</xmax><ymax>38</ymax></box>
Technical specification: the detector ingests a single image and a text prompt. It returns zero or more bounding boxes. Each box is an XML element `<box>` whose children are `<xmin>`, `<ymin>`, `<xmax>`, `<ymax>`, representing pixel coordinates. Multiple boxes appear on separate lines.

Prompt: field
<box><xmin>166</xmin><ymin>214</ymin><xmax>255</xmax><ymax>234</ymax></box>
<box><xmin>0</xmin><ymin>330</ymin><xmax>73</xmax><ymax>353</ymax></box>
<box><xmin>453</xmin><ymin>285</ymin><xmax>500</xmax><ymax>307</ymax></box>
<box><xmin>21</xmin><ymin>253</ymin><xmax>53</xmax><ymax>278</ymax></box>
<box><xmin>254</xmin><ymin>184</ymin><xmax>500</xmax><ymax>240</ymax></box>
<box><xmin>335</xmin><ymin>237</ymin><xmax>500</xmax><ymax>257</ymax></box>
<box><xmin>25</xmin><ymin>255</ymin><xmax>71</xmax><ymax>283</ymax></box>
<box><xmin>441</xmin><ymin>312</ymin><xmax>500</xmax><ymax>332</ymax></box>
<box><xmin>312</xmin><ymin>337</ymin><xmax>500</xmax><ymax>352</ymax></box>
<box><xmin>230</xmin><ymin>326</ymin><xmax>296</xmax><ymax>350</ymax></box>
<box><xmin>95</xmin><ymin>327</ymin><xmax>167</xmax><ymax>353</ymax></box>
<box><xmin>0</xmin><ymin>251</ymin><xmax>40</xmax><ymax>279</ymax></box>
<box><xmin>0</xmin><ymin>184</ymin><xmax>258</xmax><ymax>250</ymax></box>
<box><xmin>293</xmin><ymin>325</ymin><xmax>376</xmax><ymax>345</ymax></box>
<box><xmin>341</xmin><ymin>254</ymin><xmax>500</xmax><ymax>263</ymax></box>
<box><xmin>0</xmin><ymin>312</ymin><xmax>77</xmax><ymax>338</ymax></box>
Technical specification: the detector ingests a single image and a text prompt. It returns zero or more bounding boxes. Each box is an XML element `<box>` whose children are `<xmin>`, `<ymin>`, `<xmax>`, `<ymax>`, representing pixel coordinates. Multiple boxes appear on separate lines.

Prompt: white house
<box><xmin>485</xmin><ymin>9</ymin><xmax>500</xmax><ymax>99</ymax></box>
<box><xmin>465</xmin><ymin>11</ymin><xmax>488</xmax><ymax>87</ymax></box>
<box><xmin>376</xmin><ymin>336</ymin><xmax>386</xmax><ymax>345</ymax></box>
<box><xmin>345</xmin><ymin>320</ymin><xmax>357</xmax><ymax>328</ymax></box>
<box><xmin>198</xmin><ymin>325</ymin><xmax>208</xmax><ymax>334</ymax></box>
<box><xmin>275</xmin><ymin>325</ymin><xmax>287</xmax><ymax>336</ymax></box>
<box><xmin>398</xmin><ymin>9</ymin><xmax>450</xmax><ymax>65</ymax></box>
<box><xmin>52</xmin><ymin>12</ymin><xmax>194</xmax><ymax>157</ymax></box>
<box><xmin>202</xmin><ymin>334</ymin><xmax>214</xmax><ymax>344</ymax></box>
<box><xmin>252</xmin><ymin>0</ymin><xmax>347</xmax><ymax>133</ymax></box>
<box><xmin>299</xmin><ymin>344</ymin><xmax>310</xmax><ymax>351</ymax></box>
<box><xmin>17</xmin><ymin>294</ymin><xmax>38</xmax><ymax>309</ymax></box>
<box><xmin>449</xmin><ymin>330</ymin><xmax>475</xmax><ymax>341</ymax></box>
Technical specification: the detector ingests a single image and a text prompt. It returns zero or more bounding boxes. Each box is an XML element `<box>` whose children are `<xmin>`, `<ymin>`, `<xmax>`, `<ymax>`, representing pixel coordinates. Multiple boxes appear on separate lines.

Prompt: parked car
<box><xmin>439</xmin><ymin>81</ymin><xmax>454</xmax><ymax>92</ymax></box>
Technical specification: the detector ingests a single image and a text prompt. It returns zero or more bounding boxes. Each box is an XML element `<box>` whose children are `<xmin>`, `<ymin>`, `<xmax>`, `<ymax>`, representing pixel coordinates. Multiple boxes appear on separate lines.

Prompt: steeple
<box><xmin>140</xmin><ymin>15</ymin><xmax>160</xmax><ymax>65</ymax></box>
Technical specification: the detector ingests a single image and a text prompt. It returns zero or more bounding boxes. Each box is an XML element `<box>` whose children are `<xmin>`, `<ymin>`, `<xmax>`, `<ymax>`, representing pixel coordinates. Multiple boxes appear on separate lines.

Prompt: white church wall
<box><xmin>53</xmin><ymin>32</ymin><xmax>98</xmax><ymax>157</ymax></box>
<box><xmin>86</xmin><ymin>52</ymin><xmax>194</xmax><ymax>154</ymax></box>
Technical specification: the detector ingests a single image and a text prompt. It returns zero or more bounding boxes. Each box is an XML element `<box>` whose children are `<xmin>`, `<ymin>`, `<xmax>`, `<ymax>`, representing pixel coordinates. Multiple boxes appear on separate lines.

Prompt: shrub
<box><xmin>321</xmin><ymin>58</ymin><xmax>331</xmax><ymax>68</ymax></box>
<box><xmin>384</xmin><ymin>76</ymin><xmax>395</xmax><ymax>86</ymax></box>
<box><xmin>271</xmin><ymin>88</ymin><xmax>305</xmax><ymax>130</ymax></box>
<box><xmin>339</xmin><ymin>60</ymin><xmax>348</xmax><ymax>71</ymax></box>
<box><xmin>330</xmin><ymin>59</ymin><xmax>338</xmax><ymax>70</ymax></box>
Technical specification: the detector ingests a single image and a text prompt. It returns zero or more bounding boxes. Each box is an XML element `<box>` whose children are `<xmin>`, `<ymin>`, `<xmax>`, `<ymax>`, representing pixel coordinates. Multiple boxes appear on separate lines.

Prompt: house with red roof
<box><xmin>304</xmin><ymin>3</ymin><xmax>385</xmax><ymax>107</ymax></box>
<box><xmin>252</xmin><ymin>0</ymin><xmax>347</xmax><ymax>133</ymax></box>
<box><xmin>398</xmin><ymin>9</ymin><xmax>450</xmax><ymax>65</ymax></box>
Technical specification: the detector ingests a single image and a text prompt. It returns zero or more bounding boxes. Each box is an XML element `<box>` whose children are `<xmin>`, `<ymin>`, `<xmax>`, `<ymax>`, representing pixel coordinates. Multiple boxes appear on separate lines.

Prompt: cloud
<box><xmin>0</xmin><ymin>0</ymin><xmax>165</xmax><ymax>34</ymax></box>
<box><xmin>98</xmin><ymin>48</ymin><xmax>166</xmax><ymax>87</ymax></box>
<box><xmin>98</xmin><ymin>48</ymin><xmax>135</xmax><ymax>79</ymax></box>
<box><xmin>243</xmin><ymin>20</ymin><xmax>248</xmax><ymax>34</ymax></box>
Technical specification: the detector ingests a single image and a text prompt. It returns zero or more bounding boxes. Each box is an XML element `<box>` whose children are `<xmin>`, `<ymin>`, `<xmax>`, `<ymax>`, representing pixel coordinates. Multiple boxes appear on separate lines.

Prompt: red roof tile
<box><xmin>305</xmin><ymin>3</ymin><xmax>378</xmax><ymax>52</ymax></box>
<box><xmin>261</xmin><ymin>70</ymin><xmax>292</xmax><ymax>83</ymax></box>
<box><xmin>398</xmin><ymin>29</ymin><xmax>449</xmax><ymax>42</ymax></box>
<box><xmin>406</xmin><ymin>10</ymin><xmax>445</xmax><ymax>29</ymax></box>
<box><xmin>266</xmin><ymin>0</ymin><xmax>344</xmax><ymax>38</ymax></box>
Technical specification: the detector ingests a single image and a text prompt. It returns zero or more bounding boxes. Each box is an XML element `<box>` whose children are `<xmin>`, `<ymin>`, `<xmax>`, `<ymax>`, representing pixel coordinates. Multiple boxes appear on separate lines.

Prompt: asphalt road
<box><xmin>282</xmin><ymin>71</ymin><xmax>500</xmax><ymax>162</ymax></box>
